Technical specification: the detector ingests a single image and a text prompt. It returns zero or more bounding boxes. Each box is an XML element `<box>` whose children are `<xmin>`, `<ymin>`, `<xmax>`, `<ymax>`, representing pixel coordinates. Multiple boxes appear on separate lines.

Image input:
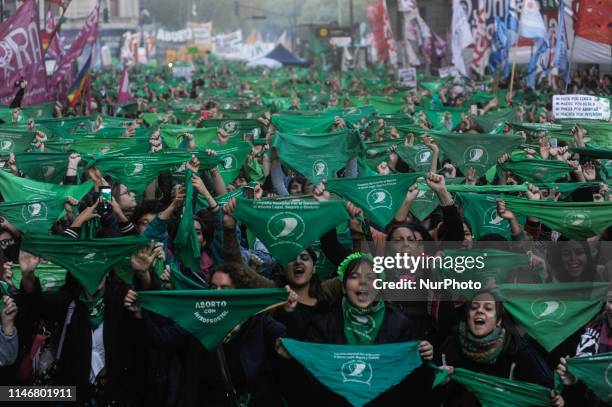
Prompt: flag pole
<box><xmin>507</xmin><ymin>3</ymin><xmax>525</xmax><ymax>101</ymax></box>
<box><xmin>565</xmin><ymin>35</ymin><xmax>576</xmax><ymax>93</ymax></box>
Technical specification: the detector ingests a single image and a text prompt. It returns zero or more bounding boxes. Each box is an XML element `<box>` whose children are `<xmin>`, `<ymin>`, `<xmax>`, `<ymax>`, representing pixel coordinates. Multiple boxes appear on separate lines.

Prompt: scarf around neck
<box><xmin>458</xmin><ymin>321</ymin><xmax>506</xmax><ymax>365</ymax></box>
<box><xmin>342</xmin><ymin>297</ymin><xmax>385</xmax><ymax>345</ymax></box>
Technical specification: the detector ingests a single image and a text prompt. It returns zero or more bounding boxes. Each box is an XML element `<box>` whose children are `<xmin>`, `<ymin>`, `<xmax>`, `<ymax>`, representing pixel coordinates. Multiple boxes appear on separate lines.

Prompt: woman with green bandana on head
<box><xmin>277</xmin><ymin>252</ymin><xmax>436</xmax><ymax>406</ymax></box>
<box><xmin>434</xmin><ymin>290</ymin><xmax>561</xmax><ymax>407</ymax></box>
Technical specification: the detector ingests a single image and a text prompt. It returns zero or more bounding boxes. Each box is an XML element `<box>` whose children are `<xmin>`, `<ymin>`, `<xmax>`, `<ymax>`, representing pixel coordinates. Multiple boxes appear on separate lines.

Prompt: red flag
<box><xmin>116</xmin><ymin>65</ymin><xmax>131</xmax><ymax>105</ymax></box>
<box><xmin>0</xmin><ymin>0</ymin><xmax>50</xmax><ymax>105</ymax></box>
<box><xmin>368</xmin><ymin>0</ymin><xmax>391</xmax><ymax>63</ymax></box>
<box><xmin>573</xmin><ymin>0</ymin><xmax>612</xmax><ymax>44</ymax></box>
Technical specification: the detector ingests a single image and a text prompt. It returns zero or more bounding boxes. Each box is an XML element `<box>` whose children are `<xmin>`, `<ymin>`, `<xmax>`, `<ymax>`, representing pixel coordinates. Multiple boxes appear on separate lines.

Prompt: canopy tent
<box><xmin>264</xmin><ymin>44</ymin><xmax>310</xmax><ymax>67</ymax></box>
<box><xmin>246</xmin><ymin>57</ymin><xmax>283</xmax><ymax>69</ymax></box>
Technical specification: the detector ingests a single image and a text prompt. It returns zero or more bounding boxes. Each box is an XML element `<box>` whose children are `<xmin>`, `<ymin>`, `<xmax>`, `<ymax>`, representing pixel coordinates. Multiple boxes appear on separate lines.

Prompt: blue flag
<box><xmin>526</xmin><ymin>39</ymin><xmax>549</xmax><ymax>88</ymax></box>
<box><xmin>553</xmin><ymin>2</ymin><xmax>570</xmax><ymax>84</ymax></box>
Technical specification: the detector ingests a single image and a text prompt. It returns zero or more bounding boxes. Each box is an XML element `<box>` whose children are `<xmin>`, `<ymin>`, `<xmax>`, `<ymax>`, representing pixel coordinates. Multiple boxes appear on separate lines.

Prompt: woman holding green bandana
<box><xmin>279</xmin><ymin>252</ymin><xmax>436</xmax><ymax>405</ymax></box>
<box><xmin>434</xmin><ymin>290</ymin><xmax>559</xmax><ymax>407</ymax></box>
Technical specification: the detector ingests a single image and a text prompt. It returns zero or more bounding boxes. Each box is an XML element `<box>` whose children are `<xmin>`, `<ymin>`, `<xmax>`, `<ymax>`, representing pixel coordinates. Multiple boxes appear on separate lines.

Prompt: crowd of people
<box><xmin>0</xmin><ymin>60</ymin><xmax>611</xmax><ymax>407</ymax></box>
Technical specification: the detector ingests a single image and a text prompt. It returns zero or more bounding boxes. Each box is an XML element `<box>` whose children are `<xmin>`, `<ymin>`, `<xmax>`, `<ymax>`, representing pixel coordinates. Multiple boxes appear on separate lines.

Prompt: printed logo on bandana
<box><xmin>221</xmin><ymin>121</ymin><xmax>239</xmax><ymax>136</ymax></box>
<box><xmin>99</xmin><ymin>146</ymin><xmax>112</xmax><ymax>154</ymax></box>
<box><xmin>40</xmin><ymin>275</ymin><xmax>62</xmax><ymax>290</ymax></box>
<box><xmin>416</xmin><ymin>150</ymin><xmax>432</xmax><ymax>164</ymax></box>
<box><xmin>220</xmin><ymin>155</ymin><xmax>237</xmax><ymax>171</ymax></box>
<box><xmin>267</xmin><ymin>212</ymin><xmax>305</xmax><ymax>241</ymax></box>
<box><xmin>605</xmin><ymin>363</ymin><xmax>612</xmax><ymax>389</ymax></box>
<box><xmin>483</xmin><ymin>206</ymin><xmax>506</xmax><ymax>228</ymax></box>
<box><xmin>22</xmin><ymin>202</ymin><xmax>48</xmax><ymax>224</ymax></box>
<box><xmin>563</xmin><ymin>212</ymin><xmax>592</xmax><ymax>228</ymax></box>
<box><xmin>531</xmin><ymin>299</ymin><xmax>567</xmax><ymax>326</ymax></box>
<box><xmin>80</xmin><ymin>252</ymin><xmax>108</xmax><ymax>266</ymax></box>
<box><xmin>415</xmin><ymin>188</ymin><xmax>431</xmax><ymax>201</ymax></box>
<box><xmin>0</xmin><ymin>139</ymin><xmax>14</xmax><ymax>151</ymax></box>
<box><xmin>345</xmin><ymin>107</ymin><xmax>361</xmax><ymax>115</ymax></box>
<box><xmin>341</xmin><ymin>360</ymin><xmax>373</xmax><ymax>385</ymax></box>
<box><xmin>312</xmin><ymin>160</ymin><xmax>329</xmax><ymax>179</ymax></box>
<box><xmin>42</xmin><ymin>165</ymin><xmax>56</xmax><ymax>179</ymax></box>
<box><xmin>194</xmin><ymin>300</ymin><xmax>229</xmax><ymax>324</ymax></box>
<box><xmin>124</xmin><ymin>162</ymin><xmax>144</xmax><ymax>176</ymax></box>
<box><xmin>464</xmin><ymin>145</ymin><xmax>488</xmax><ymax>167</ymax></box>
<box><xmin>366</xmin><ymin>189</ymin><xmax>392</xmax><ymax>210</ymax></box>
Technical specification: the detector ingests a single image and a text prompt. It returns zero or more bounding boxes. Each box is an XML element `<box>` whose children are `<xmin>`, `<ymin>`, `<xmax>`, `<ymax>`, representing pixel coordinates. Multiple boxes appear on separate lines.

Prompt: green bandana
<box><xmin>88</xmin><ymin>152</ymin><xmax>220</xmax><ymax>196</ymax></box>
<box><xmin>326</xmin><ymin>173</ymin><xmax>424</xmax><ymax>228</ymax></box>
<box><xmin>498</xmin><ymin>282</ymin><xmax>608</xmax><ymax>351</ymax></box>
<box><xmin>200</xmin><ymin>118</ymin><xmax>263</xmax><ymax>140</ymax></box>
<box><xmin>173</xmin><ymin>169</ymin><xmax>201</xmax><ymax>272</ymax></box>
<box><xmin>0</xmin><ymin>198</ymin><xmax>71</xmax><ymax>233</ymax></box>
<box><xmin>271</xmin><ymin>114</ymin><xmax>336</xmax><ymax>134</ymax></box>
<box><xmin>272</xmin><ymin>129</ymin><xmax>361</xmax><ymax>183</ymax></box>
<box><xmin>0</xmin><ymin>170</ymin><xmax>93</xmax><ymax>202</ymax></box>
<box><xmin>160</xmin><ymin>126</ymin><xmax>217</xmax><ymax>149</ymax></box>
<box><xmin>20</xmin><ymin>234</ymin><xmax>150</xmax><ymax>295</ymax></box>
<box><xmin>430</xmin><ymin>132</ymin><xmax>523</xmax><ymax>178</ymax></box>
<box><xmin>446</xmin><ymin>184</ymin><xmax>528</xmax><ymax>193</ymax></box>
<box><xmin>472</xmin><ymin>108</ymin><xmax>517</xmax><ymax>134</ymax></box>
<box><xmin>457</xmin><ymin>193</ymin><xmax>526</xmax><ymax>240</ymax></box>
<box><xmin>342</xmin><ymin>298</ymin><xmax>386</xmax><ymax>345</ymax></box>
<box><xmin>554</xmin><ymin>352</ymin><xmax>612</xmax><ymax>404</ymax></box>
<box><xmin>170</xmin><ymin>267</ymin><xmax>207</xmax><ymax>290</ymax></box>
<box><xmin>65</xmin><ymin>137</ymin><xmax>151</xmax><ymax>155</ymax></box>
<box><xmin>458</xmin><ymin>321</ymin><xmax>506</xmax><ymax>365</ymax></box>
<box><xmin>499</xmin><ymin>158</ymin><xmax>573</xmax><ymax>183</ymax></box>
<box><xmin>79</xmin><ymin>290</ymin><xmax>105</xmax><ymax>329</ymax></box>
<box><xmin>8</xmin><ymin>152</ymin><xmax>75</xmax><ymax>183</ymax></box>
<box><xmin>502</xmin><ymin>196</ymin><xmax>612</xmax><ymax>240</ymax></box>
<box><xmin>209</xmin><ymin>141</ymin><xmax>252</xmax><ymax>184</ymax></box>
<box><xmin>194</xmin><ymin>183</ymin><xmax>257</xmax><ymax>211</ymax></box>
<box><xmin>436</xmin><ymin>249</ymin><xmax>532</xmax><ymax>297</ymax></box>
<box><xmin>407</xmin><ymin>178</ymin><xmax>464</xmax><ymax>221</ymax></box>
<box><xmin>231</xmin><ymin>198</ymin><xmax>349</xmax><ymax>266</ymax></box>
<box><xmin>434</xmin><ymin>367</ymin><xmax>551</xmax><ymax>407</ymax></box>
<box><xmin>137</xmin><ymin>288</ymin><xmax>287</xmax><ymax>350</ymax></box>
<box><xmin>396</xmin><ymin>144</ymin><xmax>434</xmax><ymax>172</ymax></box>
<box><xmin>10</xmin><ymin>263</ymin><xmax>66</xmax><ymax>292</ymax></box>
<box><xmin>281</xmin><ymin>338</ymin><xmax>423</xmax><ymax>407</ymax></box>
<box><xmin>0</xmin><ymin>129</ymin><xmax>35</xmax><ymax>153</ymax></box>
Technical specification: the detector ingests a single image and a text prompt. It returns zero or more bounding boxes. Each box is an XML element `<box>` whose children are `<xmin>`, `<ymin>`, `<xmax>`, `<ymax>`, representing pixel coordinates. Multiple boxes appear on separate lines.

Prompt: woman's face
<box><xmin>390</xmin><ymin>227</ymin><xmax>423</xmax><ymax>255</ymax></box>
<box><xmin>136</xmin><ymin>213</ymin><xmax>155</xmax><ymax>234</ymax></box>
<box><xmin>462</xmin><ymin>223</ymin><xmax>473</xmax><ymax>248</ymax></box>
<box><xmin>116</xmin><ymin>184</ymin><xmax>137</xmax><ymax>211</ymax></box>
<box><xmin>345</xmin><ymin>262</ymin><xmax>378</xmax><ymax>309</ymax></box>
<box><xmin>468</xmin><ymin>292</ymin><xmax>499</xmax><ymax>338</ymax></box>
<box><xmin>284</xmin><ymin>250</ymin><xmax>315</xmax><ymax>289</ymax></box>
<box><xmin>560</xmin><ymin>241</ymin><xmax>588</xmax><ymax>280</ymax></box>
<box><xmin>211</xmin><ymin>272</ymin><xmax>234</xmax><ymax>290</ymax></box>
<box><xmin>289</xmin><ymin>181</ymin><xmax>303</xmax><ymax>195</ymax></box>
<box><xmin>194</xmin><ymin>220</ymin><xmax>205</xmax><ymax>247</ymax></box>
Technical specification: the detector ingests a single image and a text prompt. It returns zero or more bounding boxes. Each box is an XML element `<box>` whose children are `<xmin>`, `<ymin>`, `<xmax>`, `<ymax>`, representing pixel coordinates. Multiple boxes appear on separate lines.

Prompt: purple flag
<box><xmin>116</xmin><ymin>64</ymin><xmax>131</xmax><ymax>105</ymax></box>
<box><xmin>0</xmin><ymin>0</ymin><xmax>50</xmax><ymax>105</ymax></box>
<box><xmin>51</xmin><ymin>1</ymin><xmax>99</xmax><ymax>91</ymax></box>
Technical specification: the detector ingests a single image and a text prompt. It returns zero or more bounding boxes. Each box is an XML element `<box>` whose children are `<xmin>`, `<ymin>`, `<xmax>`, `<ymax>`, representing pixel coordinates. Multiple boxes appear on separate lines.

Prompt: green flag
<box><xmin>272</xmin><ymin>129</ymin><xmax>361</xmax><ymax>183</ymax></box>
<box><xmin>430</xmin><ymin>132</ymin><xmax>523</xmax><ymax>178</ymax></box>
<box><xmin>396</xmin><ymin>144</ymin><xmax>434</xmax><ymax>172</ymax></box>
<box><xmin>499</xmin><ymin>158</ymin><xmax>573</xmax><ymax>183</ymax></box>
<box><xmin>554</xmin><ymin>352</ymin><xmax>612</xmax><ymax>404</ymax></box>
<box><xmin>282</xmin><ymin>338</ymin><xmax>424</xmax><ymax>407</ymax></box>
<box><xmin>89</xmin><ymin>152</ymin><xmax>220</xmax><ymax>196</ymax></box>
<box><xmin>209</xmin><ymin>141</ymin><xmax>252</xmax><ymax>184</ymax></box>
<box><xmin>436</xmin><ymin>367</ymin><xmax>551</xmax><ymax>407</ymax></box>
<box><xmin>457</xmin><ymin>193</ymin><xmax>526</xmax><ymax>240</ymax></box>
<box><xmin>137</xmin><ymin>288</ymin><xmax>287</xmax><ymax>350</ymax></box>
<box><xmin>499</xmin><ymin>282</ymin><xmax>608</xmax><ymax>352</ymax></box>
<box><xmin>0</xmin><ymin>198</ymin><xmax>71</xmax><ymax>233</ymax></box>
<box><xmin>10</xmin><ymin>263</ymin><xmax>66</xmax><ymax>292</ymax></box>
<box><xmin>20</xmin><ymin>234</ymin><xmax>150</xmax><ymax>295</ymax></box>
<box><xmin>502</xmin><ymin>196</ymin><xmax>612</xmax><ymax>240</ymax></box>
<box><xmin>173</xmin><ymin>169</ymin><xmax>201</xmax><ymax>271</ymax></box>
<box><xmin>231</xmin><ymin>198</ymin><xmax>349</xmax><ymax>266</ymax></box>
<box><xmin>326</xmin><ymin>173</ymin><xmax>424</xmax><ymax>228</ymax></box>
<box><xmin>0</xmin><ymin>170</ymin><xmax>92</xmax><ymax>202</ymax></box>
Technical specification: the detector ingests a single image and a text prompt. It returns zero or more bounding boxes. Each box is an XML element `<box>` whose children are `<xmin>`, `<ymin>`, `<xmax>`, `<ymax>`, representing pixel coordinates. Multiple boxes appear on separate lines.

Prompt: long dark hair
<box><xmin>548</xmin><ymin>239</ymin><xmax>597</xmax><ymax>282</ymax></box>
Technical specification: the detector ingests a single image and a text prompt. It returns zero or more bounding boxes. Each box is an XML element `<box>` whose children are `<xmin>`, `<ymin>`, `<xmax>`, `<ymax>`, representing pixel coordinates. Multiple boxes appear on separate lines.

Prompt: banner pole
<box><xmin>565</xmin><ymin>35</ymin><xmax>576</xmax><ymax>93</ymax></box>
<box><xmin>508</xmin><ymin>3</ymin><xmax>525</xmax><ymax>101</ymax></box>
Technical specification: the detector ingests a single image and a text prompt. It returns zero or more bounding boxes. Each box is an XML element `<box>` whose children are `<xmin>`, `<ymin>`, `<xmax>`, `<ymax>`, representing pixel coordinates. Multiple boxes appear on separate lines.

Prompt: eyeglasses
<box><xmin>0</xmin><ymin>238</ymin><xmax>15</xmax><ymax>249</ymax></box>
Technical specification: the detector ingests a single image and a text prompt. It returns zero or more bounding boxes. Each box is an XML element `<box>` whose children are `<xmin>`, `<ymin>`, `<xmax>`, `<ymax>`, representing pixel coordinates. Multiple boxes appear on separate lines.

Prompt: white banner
<box><xmin>157</xmin><ymin>28</ymin><xmax>193</xmax><ymax>43</ymax></box>
<box><xmin>398</xmin><ymin>67</ymin><xmax>417</xmax><ymax>87</ymax></box>
<box><xmin>187</xmin><ymin>22</ymin><xmax>212</xmax><ymax>46</ymax></box>
<box><xmin>553</xmin><ymin>95</ymin><xmax>611</xmax><ymax>121</ymax></box>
